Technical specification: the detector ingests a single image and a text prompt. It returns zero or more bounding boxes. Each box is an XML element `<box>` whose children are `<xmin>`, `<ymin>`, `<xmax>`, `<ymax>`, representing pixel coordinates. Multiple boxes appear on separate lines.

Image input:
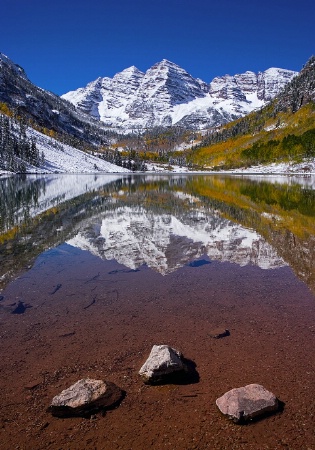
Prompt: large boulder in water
<box><xmin>139</xmin><ymin>344</ymin><xmax>187</xmax><ymax>384</ymax></box>
<box><xmin>47</xmin><ymin>378</ymin><xmax>123</xmax><ymax>417</ymax></box>
<box><xmin>216</xmin><ymin>383</ymin><xmax>279</xmax><ymax>423</ymax></box>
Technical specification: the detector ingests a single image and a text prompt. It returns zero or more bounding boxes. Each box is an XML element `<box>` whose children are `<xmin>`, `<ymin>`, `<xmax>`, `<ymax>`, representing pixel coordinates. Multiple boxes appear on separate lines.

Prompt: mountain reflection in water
<box><xmin>0</xmin><ymin>174</ymin><xmax>315</xmax><ymax>293</ymax></box>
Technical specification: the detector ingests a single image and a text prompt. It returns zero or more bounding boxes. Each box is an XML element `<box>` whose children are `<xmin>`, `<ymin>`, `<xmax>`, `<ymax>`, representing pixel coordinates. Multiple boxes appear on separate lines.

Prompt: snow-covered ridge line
<box><xmin>62</xmin><ymin>59</ymin><xmax>297</xmax><ymax>132</ymax></box>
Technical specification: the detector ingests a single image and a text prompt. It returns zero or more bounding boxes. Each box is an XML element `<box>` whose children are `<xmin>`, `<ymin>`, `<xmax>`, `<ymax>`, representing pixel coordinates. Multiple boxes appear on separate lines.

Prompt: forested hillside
<box><xmin>0</xmin><ymin>110</ymin><xmax>42</xmax><ymax>172</ymax></box>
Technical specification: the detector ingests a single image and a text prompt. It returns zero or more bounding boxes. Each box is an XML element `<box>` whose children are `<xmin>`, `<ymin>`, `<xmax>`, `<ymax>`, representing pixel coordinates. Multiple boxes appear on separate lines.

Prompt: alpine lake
<box><xmin>1</xmin><ymin>173</ymin><xmax>315</xmax><ymax>450</ymax></box>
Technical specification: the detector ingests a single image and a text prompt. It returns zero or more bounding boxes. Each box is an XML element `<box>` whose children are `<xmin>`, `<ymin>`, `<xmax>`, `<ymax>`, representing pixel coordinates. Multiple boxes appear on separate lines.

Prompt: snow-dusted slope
<box><xmin>62</xmin><ymin>60</ymin><xmax>297</xmax><ymax>132</ymax></box>
<box><xmin>223</xmin><ymin>160</ymin><xmax>315</xmax><ymax>175</ymax></box>
<box><xmin>25</xmin><ymin>127</ymin><xmax>129</xmax><ymax>174</ymax></box>
<box><xmin>67</xmin><ymin>205</ymin><xmax>286</xmax><ymax>275</ymax></box>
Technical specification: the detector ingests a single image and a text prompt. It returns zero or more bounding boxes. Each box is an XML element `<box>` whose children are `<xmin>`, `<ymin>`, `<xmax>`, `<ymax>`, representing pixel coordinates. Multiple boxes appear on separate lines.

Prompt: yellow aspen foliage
<box><xmin>0</xmin><ymin>102</ymin><xmax>13</xmax><ymax>117</ymax></box>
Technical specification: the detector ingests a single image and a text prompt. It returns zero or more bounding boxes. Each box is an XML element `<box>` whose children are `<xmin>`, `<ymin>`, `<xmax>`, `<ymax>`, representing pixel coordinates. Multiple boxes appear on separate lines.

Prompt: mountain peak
<box><xmin>116</xmin><ymin>65</ymin><xmax>144</xmax><ymax>76</ymax></box>
<box><xmin>112</xmin><ymin>66</ymin><xmax>145</xmax><ymax>87</ymax></box>
<box><xmin>160</xmin><ymin>58</ymin><xmax>179</xmax><ymax>66</ymax></box>
<box><xmin>151</xmin><ymin>59</ymin><xmax>183</xmax><ymax>71</ymax></box>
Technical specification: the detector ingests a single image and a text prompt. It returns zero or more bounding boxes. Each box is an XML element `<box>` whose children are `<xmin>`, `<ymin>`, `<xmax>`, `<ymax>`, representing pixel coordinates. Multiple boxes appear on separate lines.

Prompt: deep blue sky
<box><xmin>1</xmin><ymin>0</ymin><xmax>314</xmax><ymax>95</ymax></box>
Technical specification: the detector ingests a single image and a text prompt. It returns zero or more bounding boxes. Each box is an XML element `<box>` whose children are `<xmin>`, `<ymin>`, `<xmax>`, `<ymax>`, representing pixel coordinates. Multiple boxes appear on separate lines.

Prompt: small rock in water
<box><xmin>47</xmin><ymin>378</ymin><xmax>123</xmax><ymax>418</ymax></box>
<box><xmin>59</xmin><ymin>331</ymin><xmax>76</xmax><ymax>338</ymax></box>
<box><xmin>0</xmin><ymin>295</ymin><xmax>4</xmax><ymax>302</ymax></box>
<box><xmin>49</xmin><ymin>283</ymin><xmax>62</xmax><ymax>295</ymax></box>
<box><xmin>139</xmin><ymin>344</ymin><xmax>187</xmax><ymax>384</ymax></box>
<box><xmin>209</xmin><ymin>328</ymin><xmax>230</xmax><ymax>339</ymax></box>
<box><xmin>216</xmin><ymin>383</ymin><xmax>279</xmax><ymax>423</ymax></box>
<box><xmin>24</xmin><ymin>379</ymin><xmax>42</xmax><ymax>390</ymax></box>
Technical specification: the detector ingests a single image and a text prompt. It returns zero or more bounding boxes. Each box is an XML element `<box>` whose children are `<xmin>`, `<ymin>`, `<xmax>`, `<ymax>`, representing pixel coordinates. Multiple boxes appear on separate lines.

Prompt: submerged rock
<box><xmin>139</xmin><ymin>344</ymin><xmax>187</xmax><ymax>384</ymax></box>
<box><xmin>24</xmin><ymin>379</ymin><xmax>42</xmax><ymax>390</ymax></box>
<box><xmin>216</xmin><ymin>384</ymin><xmax>279</xmax><ymax>423</ymax></box>
<box><xmin>209</xmin><ymin>328</ymin><xmax>230</xmax><ymax>339</ymax></box>
<box><xmin>47</xmin><ymin>378</ymin><xmax>123</xmax><ymax>418</ymax></box>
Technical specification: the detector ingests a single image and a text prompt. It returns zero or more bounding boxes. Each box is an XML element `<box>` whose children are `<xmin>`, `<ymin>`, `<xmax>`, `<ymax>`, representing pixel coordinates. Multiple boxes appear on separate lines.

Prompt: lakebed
<box><xmin>1</xmin><ymin>174</ymin><xmax>315</xmax><ymax>449</ymax></box>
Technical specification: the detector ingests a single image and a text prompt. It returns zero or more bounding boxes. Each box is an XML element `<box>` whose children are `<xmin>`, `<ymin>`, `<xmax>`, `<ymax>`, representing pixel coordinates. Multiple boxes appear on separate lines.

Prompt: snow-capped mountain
<box><xmin>67</xmin><ymin>205</ymin><xmax>286</xmax><ymax>275</ymax></box>
<box><xmin>62</xmin><ymin>60</ymin><xmax>297</xmax><ymax>132</ymax></box>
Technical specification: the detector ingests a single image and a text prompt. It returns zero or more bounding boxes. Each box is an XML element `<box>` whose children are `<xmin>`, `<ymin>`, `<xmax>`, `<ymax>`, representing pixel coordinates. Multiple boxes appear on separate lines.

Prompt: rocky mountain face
<box><xmin>62</xmin><ymin>59</ymin><xmax>297</xmax><ymax>132</ymax></box>
<box><xmin>275</xmin><ymin>56</ymin><xmax>315</xmax><ymax>113</ymax></box>
<box><xmin>0</xmin><ymin>53</ymin><xmax>28</xmax><ymax>80</ymax></box>
<box><xmin>0</xmin><ymin>53</ymin><xmax>113</xmax><ymax>147</ymax></box>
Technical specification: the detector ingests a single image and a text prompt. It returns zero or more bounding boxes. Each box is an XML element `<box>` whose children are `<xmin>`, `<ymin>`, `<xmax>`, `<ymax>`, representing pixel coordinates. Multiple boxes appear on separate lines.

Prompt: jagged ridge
<box><xmin>62</xmin><ymin>59</ymin><xmax>297</xmax><ymax>132</ymax></box>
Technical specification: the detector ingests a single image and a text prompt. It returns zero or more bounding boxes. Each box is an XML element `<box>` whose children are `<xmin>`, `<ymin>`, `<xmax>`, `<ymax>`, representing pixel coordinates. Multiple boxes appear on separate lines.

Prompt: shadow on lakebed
<box><xmin>143</xmin><ymin>357</ymin><xmax>200</xmax><ymax>386</ymax></box>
